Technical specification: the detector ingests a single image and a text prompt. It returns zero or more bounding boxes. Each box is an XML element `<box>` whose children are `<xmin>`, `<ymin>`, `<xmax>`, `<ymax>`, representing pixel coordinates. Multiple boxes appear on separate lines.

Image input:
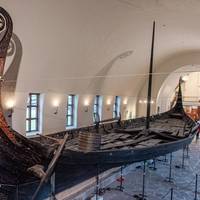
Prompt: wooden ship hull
<box><xmin>60</xmin><ymin>111</ymin><xmax>197</xmax><ymax>165</ymax></box>
<box><xmin>64</xmin><ymin>137</ymin><xmax>195</xmax><ymax>165</ymax></box>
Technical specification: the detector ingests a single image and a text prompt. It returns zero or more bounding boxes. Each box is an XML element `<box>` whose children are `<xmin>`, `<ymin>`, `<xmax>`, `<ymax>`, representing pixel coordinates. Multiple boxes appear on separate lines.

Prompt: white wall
<box><xmin>183</xmin><ymin>72</ymin><xmax>200</xmax><ymax>102</ymax></box>
<box><xmin>12</xmin><ymin>92</ymin><xmax>136</xmax><ymax>135</ymax></box>
<box><xmin>2</xmin><ymin>1</ymin><xmax>200</xmax><ymax>134</ymax></box>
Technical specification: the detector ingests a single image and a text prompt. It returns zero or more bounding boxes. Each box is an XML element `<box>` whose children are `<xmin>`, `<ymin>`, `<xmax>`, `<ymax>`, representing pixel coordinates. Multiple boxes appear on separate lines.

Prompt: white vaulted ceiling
<box><xmin>2</xmin><ymin>0</ymin><xmax>200</xmax><ymax>98</ymax></box>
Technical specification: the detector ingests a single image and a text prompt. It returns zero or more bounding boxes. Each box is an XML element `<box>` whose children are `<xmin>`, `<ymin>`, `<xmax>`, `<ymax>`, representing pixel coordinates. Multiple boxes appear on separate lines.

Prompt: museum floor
<box><xmin>101</xmin><ymin>137</ymin><xmax>200</xmax><ymax>200</ymax></box>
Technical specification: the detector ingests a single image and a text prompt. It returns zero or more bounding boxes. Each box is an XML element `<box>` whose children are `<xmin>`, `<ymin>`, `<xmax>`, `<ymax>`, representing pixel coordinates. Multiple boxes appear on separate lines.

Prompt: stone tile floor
<box><xmin>102</xmin><ymin>137</ymin><xmax>200</xmax><ymax>200</ymax></box>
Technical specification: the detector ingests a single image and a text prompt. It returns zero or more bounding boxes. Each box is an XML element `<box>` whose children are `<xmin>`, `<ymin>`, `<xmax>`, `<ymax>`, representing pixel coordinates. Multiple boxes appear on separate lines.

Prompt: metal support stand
<box><xmin>142</xmin><ymin>161</ymin><xmax>146</xmax><ymax>200</ymax></box>
<box><xmin>95</xmin><ymin>165</ymin><xmax>100</xmax><ymax>200</ymax></box>
<box><xmin>134</xmin><ymin>161</ymin><xmax>147</xmax><ymax>200</ymax></box>
<box><xmin>196</xmin><ymin>132</ymin><xmax>199</xmax><ymax>140</ymax></box>
<box><xmin>153</xmin><ymin>158</ymin><xmax>157</xmax><ymax>170</ymax></box>
<box><xmin>50</xmin><ymin>173</ymin><xmax>56</xmax><ymax>200</ymax></box>
<box><xmin>186</xmin><ymin>145</ymin><xmax>189</xmax><ymax>158</ymax></box>
<box><xmin>181</xmin><ymin>147</ymin><xmax>185</xmax><ymax>168</ymax></box>
<box><xmin>194</xmin><ymin>174</ymin><xmax>198</xmax><ymax>200</ymax></box>
<box><xmin>170</xmin><ymin>188</ymin><xmax>173</xmax><ymax>200</ymax></box>
<box><xmin>16</xmin><ymin>185</ymin><xmax>19</xmax><ymax>200</ymax></box>
<box><xmin>117</xmin><ymin>166</ymin><xmax>124</xmax><ymax>192</ymax></box>
<box><xmin>166</xmin><ymin>153</ymin><xmax>173</xmax><ymax>182</ymax></box>
<box><xmin>164</xmin><ymin>154</ymin><xmax>167</xmax><ymax>162</ymax></box>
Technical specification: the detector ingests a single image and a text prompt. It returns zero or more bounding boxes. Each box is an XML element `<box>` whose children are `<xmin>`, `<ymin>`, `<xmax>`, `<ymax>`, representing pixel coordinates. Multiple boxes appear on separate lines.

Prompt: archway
<box><xmin>157</xmin><ymin>65</ymin><xmax>200</xmax><ymax>120</ymax></box>
<box><xmin>137</xmin><ymin>50</ymin><xmax>200</xmax><ymax>117</ymax></box>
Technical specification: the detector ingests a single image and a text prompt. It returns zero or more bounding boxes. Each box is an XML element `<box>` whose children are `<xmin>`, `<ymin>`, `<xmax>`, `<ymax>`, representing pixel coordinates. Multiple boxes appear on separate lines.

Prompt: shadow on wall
<box><xmin>87</xmin><ymin>50</ymin><xmax>132</xmax><ymax>94</ymax></box>
<box><xmin>2</xmin><ymin>33</ymin><xmax>22</xmax><ymax>126</ymax></box>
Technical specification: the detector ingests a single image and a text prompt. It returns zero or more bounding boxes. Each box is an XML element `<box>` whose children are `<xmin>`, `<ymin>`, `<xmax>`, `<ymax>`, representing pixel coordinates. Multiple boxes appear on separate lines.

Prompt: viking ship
<box><xmin>57</xmin><ymin>22</ymin><xmax>197</xmax><ymax>165</ymax></box>
<box><xmin>0</xmin><ymin>7</ymin><xmax>198</xmax><ymax>200</ymax></box>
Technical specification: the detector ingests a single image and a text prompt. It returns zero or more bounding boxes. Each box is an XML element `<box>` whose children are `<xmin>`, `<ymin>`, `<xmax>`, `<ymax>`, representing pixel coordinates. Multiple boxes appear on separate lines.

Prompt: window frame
<box><xmin>113</xmin><ymin>96</ymin><xmax>120</xmax><ymax>118</ymax></box>
<box><xmin>66</xmin><ymin>94</ymin><xmax>75</xmax><ymax>127</ymax></box>
<box><xmin>93</xmin><ymin>95</ymin><xmax>100</xmax><ymax>122</ymax></box>
<box><xmin>26</xmin><ymin>93</ymin><xmax>40</xmax><ymax>133</ymax></box>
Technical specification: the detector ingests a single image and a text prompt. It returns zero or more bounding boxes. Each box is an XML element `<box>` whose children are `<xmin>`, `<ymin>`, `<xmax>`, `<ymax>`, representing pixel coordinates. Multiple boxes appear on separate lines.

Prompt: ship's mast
<box><xmin>146</xmin><ymin>21</ymin><xmax>155</xmax><ymax>130</ymax></box>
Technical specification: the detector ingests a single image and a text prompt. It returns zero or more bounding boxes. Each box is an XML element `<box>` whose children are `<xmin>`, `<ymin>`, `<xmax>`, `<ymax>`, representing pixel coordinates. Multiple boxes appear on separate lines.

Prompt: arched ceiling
<box><xmin>1</xmin><ymin>0</ymin><xmax>200</xmax><ymax>97</ymax></box>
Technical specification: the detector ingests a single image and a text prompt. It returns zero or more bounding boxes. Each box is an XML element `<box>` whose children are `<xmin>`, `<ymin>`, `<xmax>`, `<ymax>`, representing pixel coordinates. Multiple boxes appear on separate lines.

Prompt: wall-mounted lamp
<box><xmin>52</xmin><ymin>99</ymin><xmax>59</xmax><ymax>114</ymax></box>
<box><xmin>123</xmin><ymin>99</ymin><xmax>128</xmax><ymax>105</ymax></box>
<box><xmin>139</xmin><ymin>99</ymin><xmax>154</xmax><ymax>104</ymax></box>
<box><xmin>139</xmin><ymin>100</ymin><xmax>143</xmax><ymax>104</ymax></box>
<box><xmin>6</xmin><ymin>99</ymin><xmax>15</xmax><ymax>118</ymax></box>
<box><xmin>84</xmin><ymin>99</ymin><xmax>89</xmax><ymax>112</ymax></box>
<box><xmin>150</xmin><ymin>100</ymin><xmax>154</xmax><ymax>104</ymax></box>
<box><xmin>106</xmin><ymin>99</ymin><xmax>112</xmax><ymax>111</ymax></box>
<box><xmin>123</xmin><ymin>99</ymin><xmax>128</xmax><ymax>110</ymax></box>
<box><xmin>0</xmin><ymin>76</ymin><xmax>4</xmax><ymax>82</ymax></box>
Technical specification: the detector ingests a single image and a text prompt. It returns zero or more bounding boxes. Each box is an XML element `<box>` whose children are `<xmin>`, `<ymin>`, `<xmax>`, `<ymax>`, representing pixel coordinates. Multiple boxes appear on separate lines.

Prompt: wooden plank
<box><xmin>32</xmin><ymin>133</ymin><xmax>69</xmax><ymax>200</ymax></box>
<box><xmin>37</xmin><ymin>134</ymin><xmax>62</xmax><ymax>144</ymax></box>
<box><xmin>101</xmin><ymin>133</ymin><xmax>124</xmax><ymax>144</ymax></box>
<box><xmin>101</xmin><ymin>135</ymin><xmax>155</xmax><ymax>150</ymax></box>
<box><xmin>119</xmin><ymin>134</ymin><xmax>131</xmax><ymax>140</ymax></box>
<box><xmin>124</xmin><ymin>127</ymin><xmax>144</xmax><ymax>132</ymax></box>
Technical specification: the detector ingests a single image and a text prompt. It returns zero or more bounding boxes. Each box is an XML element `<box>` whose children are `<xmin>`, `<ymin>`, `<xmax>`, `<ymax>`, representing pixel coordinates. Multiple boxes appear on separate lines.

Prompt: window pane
<box><xmin>31</xmin><ymin>95</ymin><xmax>37</xmax><ymax>106</ymax></box>
<box><xmin>31</xmin><ymin>107</ymin><xmax>37</xmax><ymax>118</ymax></box>
<box><xmin>30</xmin><ymin>119</ymin><xmax>37</xmax><ymax>131</ymax></box>
<box><xmin>68</xmin><ymin>96</ymin><xmax>72</xmax><ymax>104</ymax></box>
<box><xmin>26</xmin><ymin>120</ymin><xmax>29</xmax><ymax>132</ymax></box>
<box><xmin>67</xmin><ymin>106</ymin><xmax>72</xmax><ymax>115</ymax></box>
<box><xmin>94</xmin><ymin>105</ymin><xmax>97</xmax><ymax>113</ymax></box>
<box><xmin>67</xmin><ymin>116</ymin><xmax>72</xmax><ymax>126</ymax></box>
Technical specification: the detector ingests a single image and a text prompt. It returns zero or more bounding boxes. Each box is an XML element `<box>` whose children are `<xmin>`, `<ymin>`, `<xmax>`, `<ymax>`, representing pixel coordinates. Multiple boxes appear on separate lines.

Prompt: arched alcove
<box><xmin>137</xmin><ymin>51</ymin><xmax>200</xmax><ymax>117</ymax></box>
<box><xmin>156</xmin><ymin>65</ymin><xmax>200</xmax><ymax>113</ymax></box>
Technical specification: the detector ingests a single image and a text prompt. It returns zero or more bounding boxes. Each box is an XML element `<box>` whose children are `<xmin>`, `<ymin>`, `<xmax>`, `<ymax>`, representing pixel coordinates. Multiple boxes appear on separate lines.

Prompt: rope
<box><xmin>173</xmin><ymin>177</ymin><xmax>195</xmax><ymax>192</ymax></box>
<box><xmin>0</xmin><ymin>183</ymin><xmax>16</xmax><ymax>187</ymax></box>
<box><xmin>160</xmin><ymin>188</ymin><xmax>171</xmax><ymax>199</ymax></box>
<box><xmin>0</xmin><ymin>179</ymin><xmax>40</xmax><ymax>188</ymax></box>
<box><xmin>18</xmin><ymin>180</ymin><xmax>40</xmax><ymax>187</ymax></box>
<box><xmin>2</xmin><ymin>68</ymin><xmax>200</xmax><ymax>82</ymax></box>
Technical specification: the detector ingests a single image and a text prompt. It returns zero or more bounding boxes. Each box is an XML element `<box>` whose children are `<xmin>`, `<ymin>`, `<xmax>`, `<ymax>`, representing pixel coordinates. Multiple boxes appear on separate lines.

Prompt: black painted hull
<box><xmin>61</xmin><ymin>131</ymin><xmax>196</xmax><ymax>165</ymax></box>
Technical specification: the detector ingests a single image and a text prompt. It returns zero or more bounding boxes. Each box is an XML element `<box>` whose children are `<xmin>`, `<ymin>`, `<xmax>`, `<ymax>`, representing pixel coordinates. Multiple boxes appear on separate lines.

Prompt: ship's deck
<box><xmin>65</xmin><ymin>117</ymin><xmax>191</xmax><ymax>152</ymax></box>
